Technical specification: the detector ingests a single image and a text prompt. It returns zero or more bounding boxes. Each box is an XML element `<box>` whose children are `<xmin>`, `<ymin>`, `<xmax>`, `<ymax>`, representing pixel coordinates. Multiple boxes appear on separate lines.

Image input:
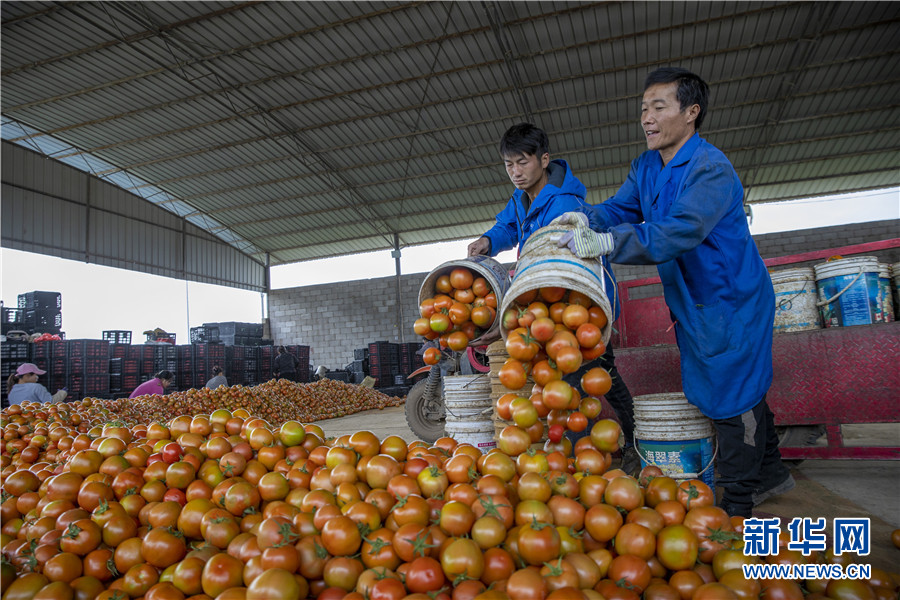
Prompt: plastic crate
<box><xmin>23</xmin><ymin>309</ymin><xmax>62</xmax><ymax>333</ymax></box>
<box><xmin>0</xmin><ymin>340</ymin><xmax>30</xmax><ymax>361</ymax></box>
<box><xmin>109</xmin><ymin>358</ymin><xmax>123</xmax><ymax>374</ymax></box>
<box><xmin>66</xmin><ymin>339</ymin><xmax>110</xmax><ymax>358</ymax></box>
<box><xmin>190</xmin><ymin>326</ymin><xmax>220</xmax><ymax>344</ymax></box>
<box><xmin>102</xmin><ymin>330</ymin><xmax>132</xmax><ymax>344</ymax></box>
<box><xmin>109</xmin><ymin>343</ymin><xmax>129</xmax><ymax>359</ymax></box>
<box><xmin>353</xmin><ymin>348</ymin><xmax>369</xmax><ymax>361</ymax></box>
<box><xmin>2</xmin><ymin>307</ymin><xmax>25</xmax><ymax>334</ymax></box>
<box><xmin>18</xmin><ymin>291</ymin><xmax>62</xmax><ymax>311</ymax></box>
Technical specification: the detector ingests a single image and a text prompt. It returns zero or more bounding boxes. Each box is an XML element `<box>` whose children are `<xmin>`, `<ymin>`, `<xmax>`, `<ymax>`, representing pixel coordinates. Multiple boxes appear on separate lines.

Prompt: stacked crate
<box><xmin>287</xmin><ymin>345</ymin><xmax>310</xmax><ymax>383</ymax></box>
<box><xmin>348</xmin><ymin>347</ymin><xmax>369</xmax><ymax>384</ymax></box>
<box><xmin>108</xmin><ymin>343</ymin><xmax>129</xmax><ymax>395</ymax></box>
<box><xmin>259</xmin><ymin>346</ymin><xmax>275</xmax><ymax>382</ymax></box>
<box><xmin>1</xmin><ymin>341</ymin><xmax>31</xmax><ymax>405</ymax></box>
<box><xmin>32</xmin><ymin>340</ymin><xmax>67</xmax><ymax>395</ymax></box>
<box><xmin>66</xmin><ymin>339</ymin><xmax>110</xmax><ymax>399</ymax></box>
<box><xmin>226</xmin><ymin>346</ymin><xmax>260</xmax><ymax>386</ymax></box>
<box><xmin>18</xmin><ymin>291</ymin><xmax>62</xmax><ymax>335</ymax></box>
<box><xmin>368</xmin><ymin>341</ymin><xmax>400</xmax><ymax>388</ymax></box>
<box><xmin>141</xmin><ymin>345</ymin><xmax>177</xmax><ymax>383</ymax></box>
<box><xmin>123</xmin><ymin>346</ymin><xmax>143</xmax><ymax>395</ymax></box>
<box><xmin>400</xmin><ymin>342</ymin><xmax>426</xmax><ymax>384</ymax></box>
<box><xmin>191</xmin><ymin>343</ymin><xmax>227</xmax><ymax>388</ymax></box>
<box><xmin>1</xmin><ymin>305</ymin><xmax>24</xmax><ymax>334</ymax></box>
<box><xmin>204</xmin><ymin>322</ymin><xmax>265</xmax><ymax>346</ymax></box>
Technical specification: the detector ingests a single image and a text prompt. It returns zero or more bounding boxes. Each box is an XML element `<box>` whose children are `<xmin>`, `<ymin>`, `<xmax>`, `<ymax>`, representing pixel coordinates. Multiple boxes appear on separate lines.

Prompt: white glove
<box><xmin>558</xmin><ymin>229</ymin><xmax>614</xmax><ymax>258</ymax></box>
<box><xmin>51</xmin><ymin>390</ymin><xmax>68</xmax><ymax>404</ymax></box>
<box><xmin>550</xmin><ymin>212</ymin><xmax>590</xmax><ymax>228</ymax></box>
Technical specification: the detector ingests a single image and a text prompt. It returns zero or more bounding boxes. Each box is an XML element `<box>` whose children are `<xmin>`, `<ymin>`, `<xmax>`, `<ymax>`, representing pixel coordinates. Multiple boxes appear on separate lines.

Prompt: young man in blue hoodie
<box><xmin>468</xmin><ymin>123</ymin><xmax>639</xmax><ymax>474</ymax></box>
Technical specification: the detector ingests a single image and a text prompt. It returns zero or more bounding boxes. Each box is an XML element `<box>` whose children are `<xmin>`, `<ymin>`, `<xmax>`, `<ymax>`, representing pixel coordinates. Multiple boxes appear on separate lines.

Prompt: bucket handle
<box><xmin>775</xmin><ymin>281</ymin><xmax>813</xmax><ymax>313</ymax></box>
<box><xmin>443</xmin><ymin>372</ymin><xmax>492</xmax><ymax>420</ymax></box>
<box><xmin>633</xmin><ymin>435</ymin><xmax>718</xmax><ymax>480</ymax></box>
<box><xmin>816</xmin><ymin>266</ymin><xmax>863</xmax><ymax>307</ymax></box>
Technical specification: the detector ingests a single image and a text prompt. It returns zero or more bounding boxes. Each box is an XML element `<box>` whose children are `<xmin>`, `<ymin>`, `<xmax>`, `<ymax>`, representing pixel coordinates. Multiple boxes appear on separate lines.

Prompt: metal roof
<box><xmin>3</xmin><ymin>1</ymin><xmax>899</xmax><ymax>267</ymax></box>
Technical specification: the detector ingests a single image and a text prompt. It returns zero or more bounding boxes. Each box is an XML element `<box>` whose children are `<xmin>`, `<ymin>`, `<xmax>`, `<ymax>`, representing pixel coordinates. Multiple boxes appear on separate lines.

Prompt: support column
<box><xmin>392</xmin><ymin>234</ymin><xmax>404</xmax><ymax>343</ymax></box>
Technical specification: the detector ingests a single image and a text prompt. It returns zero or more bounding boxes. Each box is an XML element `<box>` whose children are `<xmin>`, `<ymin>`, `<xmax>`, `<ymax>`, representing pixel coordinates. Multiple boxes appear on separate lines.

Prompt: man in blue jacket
<box><xmin>468</xmin><ymin>123</ymin><xmax>639</xmax><ymax>474</ymax></box>
<box><xmin>557</xmin><ymin>68</ymin><xmax>793</xmax><ymax>516</ymax></box>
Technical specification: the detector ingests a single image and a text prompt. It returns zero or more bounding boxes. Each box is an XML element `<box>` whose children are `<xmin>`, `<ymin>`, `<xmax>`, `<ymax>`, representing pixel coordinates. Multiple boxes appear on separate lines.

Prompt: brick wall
<box><xmin>268</xmin><ymin>219</ymin><xmax>899</xmax><ymax>368</ymax></box>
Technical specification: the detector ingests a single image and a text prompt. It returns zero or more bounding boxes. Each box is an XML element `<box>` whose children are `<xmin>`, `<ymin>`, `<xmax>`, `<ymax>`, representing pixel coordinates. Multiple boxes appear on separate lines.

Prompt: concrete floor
<box><xmin>315</xmin><ymin>406</ymin><xmax>900</xmax><ymax>571</ymax></box>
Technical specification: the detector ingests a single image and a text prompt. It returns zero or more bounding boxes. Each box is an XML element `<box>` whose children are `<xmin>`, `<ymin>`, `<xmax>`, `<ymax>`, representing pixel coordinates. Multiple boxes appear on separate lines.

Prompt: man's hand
<box><xmin>467</xmin><ymin>237</ymin><xmax>491</xmax><ymax>257</ymax></box>
<box><xmin>558</xmin><ymin>229</ymin><xmax>615</xmax><ymax>259</ymax></box>
<box><xmin>550</xmin><ymin>212</ymin><xmax>590</xmax><ymax>228</ymax></box>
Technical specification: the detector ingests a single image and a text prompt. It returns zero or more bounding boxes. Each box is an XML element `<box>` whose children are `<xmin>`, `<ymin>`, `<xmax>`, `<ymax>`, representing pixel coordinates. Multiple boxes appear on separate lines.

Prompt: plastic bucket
<box><xmin>418</xmin><ymin>256</ymin><xmax>511</xmax><ymax>346</ymax></box>
<box><xmin>769</xmin><ymin>267</ymin><xmax>821</xmax><ymax>333</ymax></box>
<box><xmin>633</xmin><ymin>393</ymin><xmax>716</xmax><ymax>487</ymax></box>
<box><xmin>443</xmin><ymin>374</ymin><xmax>496</xmax><ymax>453</ymax></box>
<box><xmin>499</xmin><ymin>223</ymin><xmax>614</xmax><ymax>345</ymax></box>
<box><xmin>814</xmin><ymin>256</ymin><xmax>881</xmax><ymax>327</ymax></box>
<box><xmin>892</xmin><ymin>262</ymin><xmax>900</xmax><ymax>320</ymax></box>
<box><xmin>877</xmin><ymin>263</ymin><xmax>894</xmax><ymax>323</ymax></box>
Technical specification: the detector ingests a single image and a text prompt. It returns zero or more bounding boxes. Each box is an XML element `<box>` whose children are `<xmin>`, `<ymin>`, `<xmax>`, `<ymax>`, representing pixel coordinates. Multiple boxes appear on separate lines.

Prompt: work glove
<box><xmin>51</xmin><ymin>390</ymin><xmax>67</xmax><ymax>404</ymax></box>
<box><xmin>550</xmin><ymin>212</ymin><xmax>590</xmax><ymax>228</ymax></box>
<box><xmin>558</xmin><ymin>228</ymin><xmax>615</xmax><ymax>258</ymax></box>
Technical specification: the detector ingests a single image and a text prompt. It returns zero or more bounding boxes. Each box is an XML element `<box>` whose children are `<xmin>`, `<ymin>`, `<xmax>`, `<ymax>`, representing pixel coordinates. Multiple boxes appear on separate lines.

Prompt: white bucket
<box><xmin>814</xmin><ymin>256</ymin><xmax>881</xmax><ymax>327</ymax></box>
<box><xmin>769</xmin><ymin>267</ymin><xmax>821</xmax><ymax>333</ymax></box>
<box><xmin>498</xmin><ymin>223</ymin><xmax>614</xmax><ymax>345</ymax></box>
<box><xmin>443</xmin><ymin>374</ymin><xmax>496</xmax><ymax>453</ymax></box>
<box><xmin>633</xmin><ymin>393</ymin><xmax>716</xmax><ymax>487</ymax></box>
<box><xmin>877</xmin><ymin>263</ymin><xmax>894</xmax><ymax>323</ymax></box>
<box><xmin>892</xmin><ymin>262</ymin><xmax>900</xmax><ymax>320</ymax></box>
<box><xmin>418</xmin><ymin>257</ymin><xmax>511</xmax><ymax>346</ymax></box>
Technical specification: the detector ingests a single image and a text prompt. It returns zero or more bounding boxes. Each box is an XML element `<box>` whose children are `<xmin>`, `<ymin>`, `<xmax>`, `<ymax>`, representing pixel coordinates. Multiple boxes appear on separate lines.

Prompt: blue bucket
<box><xmin>814</xmin><ymin>256</ymin><xmax>881</xmax><ymax>327</ymax></box>
<box><xmin>633</xmin><ymin>393</ymin><xmax>716</xmax><ymax>488</ymax></box>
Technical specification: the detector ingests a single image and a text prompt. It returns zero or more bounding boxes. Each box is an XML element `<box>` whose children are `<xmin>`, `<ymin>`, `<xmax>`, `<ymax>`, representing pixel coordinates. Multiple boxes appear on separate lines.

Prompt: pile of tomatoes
<box><xmin>117</xmin><ymin>379</ymin><xmax>404</xmax><ymax>428</ymax></box>
<box><xmin>494</xmin><ymin>286</ymin><xmax>614</xmax><ymax>451</ymax></box>
<box><xmin>414</xmin><ymin>267</ymin><xmax>497</xmax><ymax>363</ymax></box>
<box><xmin>3</xmin><ymin>398</ymin><xmax>897</xmax><ymax>600</ymax></box>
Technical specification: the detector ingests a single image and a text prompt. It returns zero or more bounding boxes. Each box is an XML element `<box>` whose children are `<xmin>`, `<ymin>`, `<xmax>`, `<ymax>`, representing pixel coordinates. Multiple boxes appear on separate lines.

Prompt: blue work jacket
<box><xmin>588</xmin><ymin>133</ymin><xmax>775</xmax><ymax>419</ymax></box>
<box><xmin>483</xmin><ymin>159</ymin><xmax>621</xmax><ymax>319</ymax></box>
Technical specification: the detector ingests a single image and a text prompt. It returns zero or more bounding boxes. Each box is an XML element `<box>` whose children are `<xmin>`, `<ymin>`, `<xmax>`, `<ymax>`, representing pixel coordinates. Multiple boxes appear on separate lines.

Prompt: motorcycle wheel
<box><xmin>405</xmin><ymin>378</ymin><xmax>445</xmax><ymax>443</ymax></box>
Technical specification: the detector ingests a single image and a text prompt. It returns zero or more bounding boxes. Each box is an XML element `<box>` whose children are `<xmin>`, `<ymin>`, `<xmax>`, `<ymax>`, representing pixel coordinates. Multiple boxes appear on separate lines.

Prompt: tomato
<box><xmin>581</xmin><ymin>368</ymin><xmax>612</xmax><ymax>397</ymax></box>
<box><xmin>517</xmin><ymin>520</ymin><xmax>562</xmax><ymax>565</ymax></box>
<box><xmin>441</xmin><ymin>537</ymin><xmax>484</xmax><ymax>580</ymax></box>
<box><xmin>548</xmin><ymin>424</ymin><xmax>565</xmax><ymax>443</ymax></box>
<box><xmin>608</xmin><ymin>554</ymin><xmax>651</xmax><ymax>593</ymax></box>
<box><xmin>567</xmin><ymin>411</ymin><xmax>588</xmax><ymax>432</ymax></box>
<box><xmin>562</xmin><ymin>304</ymin><xmax>590</xmax><ymax>329</ymax></box>
<box><xmin>505</xmin><ymin>567</ymin><xmax>547</xmax><ymax>600</ymax></box>
<box><xmin>506</xmin><ymin>330</ymin><xmax>540</xmax><ymax>362</ymax></box>
<box><xmin>554</xmin><ymin>345</ymin><xmax>583</xmax><ymax>374</ymax></box>
<box><xmin>447</xmin><ymin>331</ymin><xmax>469</xmax><ymax>351</ymax></box>
<box><xmin>200</xmin><ymin>552</ymin><xmax>244</xmax><ymax>597</ymax></box>
<box><xmin>498</xmin><ymin>359</ymin><xmax>527</xmax><ymax>390</ymax></box>
<box><xmin>405</xmin><ymin>556</ymin><xmax>446</xmax><ymax>593</ymax></box>
<box><xmin>589</xmin><ymin>419</ymin><xmax>621</xmax><ymax>453</ymax></box>
<box><xmin>530</xmin><ymin>317</ymin><xmax>557</xmax><ymax>343</ymax></box>
<box><xmin>584</xmin><ymin>504</ymin><xmax>622</xmax><ymax>542</ymax></box>
<box><xmin>430</xmin><ymin>312</ymin><xmax>451</xmax><ymax>333</ymax></box>
<box><xmin>423</xmin><ymin>347</ymin><xmax>441</xmax><ymax>365</ymax></box>
<box><xmin>509</xmin><ymin>398</ymin><xmax>538</xmax><ymax>428</ymax></box>
<box><xmin>676</xmin><ymin>479</ymin><xmax>715</xmax><ymax>510</ymax></box>
<box><xmin>546</xmin><ymin>330</ymin><xmax>579</xmax><ymax>361</ymax></box>
<box><xmin>471</xmin><ymin>306</ymin><xmax>494</xmax><ymax>327</ymax></box>
<box><xmin>542</xmin><ymin>380</ymin><xmax>574</xmax><ymax>410</ymax></box>
<box><xmin>656</xmin><ymin>524</ymin><xmax>699</xmax><ymax>570</ymax></box>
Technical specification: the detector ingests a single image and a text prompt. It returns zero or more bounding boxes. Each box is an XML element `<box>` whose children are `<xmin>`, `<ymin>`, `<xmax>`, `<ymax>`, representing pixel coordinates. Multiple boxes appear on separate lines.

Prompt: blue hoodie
<box><xmin>482</xmin><ymin>159</ymin><xmax>621</xmax><ymax>318</ymax></box>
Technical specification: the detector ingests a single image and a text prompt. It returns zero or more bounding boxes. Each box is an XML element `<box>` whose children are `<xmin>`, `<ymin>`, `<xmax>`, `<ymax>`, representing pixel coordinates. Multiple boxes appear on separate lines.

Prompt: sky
<box><xmin>2</xmin><ymin>187</ymin><xmax>897</xmax><ymax>343</ymax></box>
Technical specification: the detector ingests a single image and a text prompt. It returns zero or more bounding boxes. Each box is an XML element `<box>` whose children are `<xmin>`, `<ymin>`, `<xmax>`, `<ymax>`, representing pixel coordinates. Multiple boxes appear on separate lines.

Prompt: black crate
<box><xmin>122</xmin><ymin>373</ymin><xmax>141</xmax><ymax>392</ymax></box>
<box><xmin>109</xmin><ymin>358</ymin><xmax>123</xmax><ymax>374</ymax></box>
<box><xmin>109</xmin><ymin>374</ymin><xmax>123</xmax><ymax>393</ymax></box>
<box><xmin>347</xmin><ymin>360</ymin><xmax>368</xmax><ymax>374</ymax></box>
<box><xmin>122</xmin><ymin>358</ymin><xmax>140</xmax><ymax>374</ymax></box>
<box><xmin>102</xmin><ymin>330</ymin><xmax>132</xmax><ymax>344</ymax></box>
<box><xmin>324</xmin><ymin>370</ymin><xmax>351</xmax><ymax>382</ymax></box>
<box><xmin>23</xmin><ymin>309</ymin><xmax>61</xmax><ymax>333</ymax></box>
<box><xmin>68</xmin><ymin>357</ymin><xmax>109</xmax><ymax>376</ymax></box>
<box><xmin>67</xmin><ymin>339</ymin><xmax>110</xmax><ymax>358</ymax></box>
<box><xmin>190</xmin><ymin>326</ymin><xmax>220</xmax><ymax>344</ymax></box>
<box><xmin>2</xmin><ymin>307</ymin><xmax>25</xmax><ymax>334</ymax></box>
<box><xmin>109</xmin><ymin>343</ymin><xmax>129</xmax><ymax>359</ymax></box>
<box><xmin>353</xmin><ymin>347</ymin><xmax>369</xmax><ymax>361</ymax></box>
<box><xmin>1</xmin><ymin>340</ymin><xmax>30</xmax><ymax>361</ymax></box>
<box><xmin>18</xmin><ymin>291</ymin><xmax>61</xmax><ymax>311</ymax></box>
